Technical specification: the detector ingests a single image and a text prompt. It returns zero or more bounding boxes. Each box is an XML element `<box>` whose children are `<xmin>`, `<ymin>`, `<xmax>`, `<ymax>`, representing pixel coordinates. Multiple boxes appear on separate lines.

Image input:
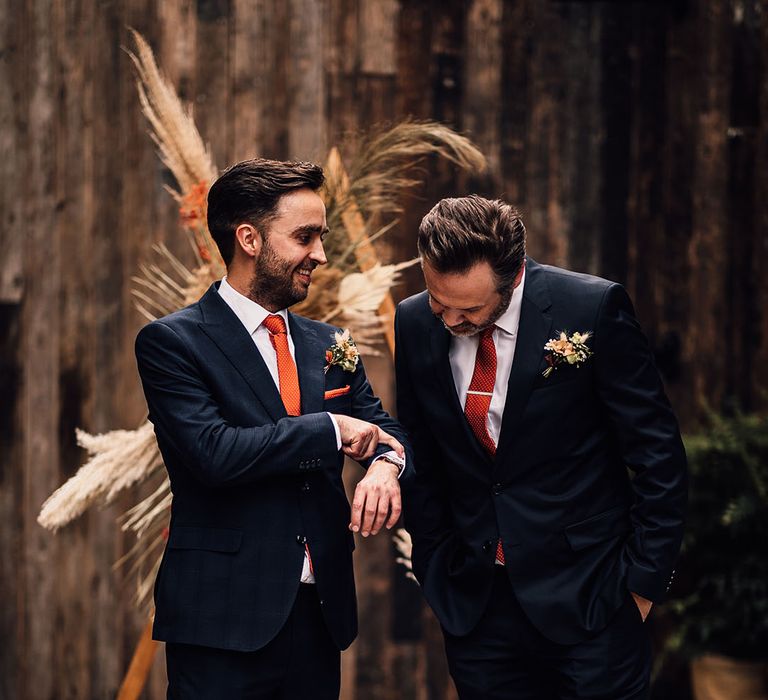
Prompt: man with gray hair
<box><xmin>396</xmin><ymin>195</ymin><xmax>686</xmax><ymax>699</ymax></box>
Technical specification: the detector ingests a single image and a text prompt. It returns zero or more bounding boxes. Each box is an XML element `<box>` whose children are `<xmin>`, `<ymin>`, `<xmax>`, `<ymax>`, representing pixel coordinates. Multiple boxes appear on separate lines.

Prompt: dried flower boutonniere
<box><xmin>543</xmin><ymin>331</ymin><xmax>593</xmax><ymax>378</ymax></box>
<box><xmin>325</xmin><ymin>329</ymin><xmax>360</xmax><ymax>374</ymax></box>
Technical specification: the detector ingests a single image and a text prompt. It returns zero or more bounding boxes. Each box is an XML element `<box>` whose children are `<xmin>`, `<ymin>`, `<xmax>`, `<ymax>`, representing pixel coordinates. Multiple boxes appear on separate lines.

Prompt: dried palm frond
<box><xmin>37</xmin><ymin>421</ymin><xmax>163</xmax><ymax>531</ymax></box>
<box><xmin>321</xmin><ymin>260</ymin><xmax>418</xmax><ymax>352</ymax></box>
<box><xmin>323</xmin><ymin>120</ymin><xmax>487</xmax><ymax>265</ymax></box>
<box><xmin>291</xmin><ymin>266</ymin><xmax>344</xmax><ymax>320</ymax></box>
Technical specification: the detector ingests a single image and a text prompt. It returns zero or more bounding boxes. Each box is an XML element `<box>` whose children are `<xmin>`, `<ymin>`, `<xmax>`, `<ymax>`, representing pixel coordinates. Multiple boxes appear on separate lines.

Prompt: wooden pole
<box><xmin>116</xmin><ymin>618</ymin><xmax>158</xmax><ymax>700</ymax></box>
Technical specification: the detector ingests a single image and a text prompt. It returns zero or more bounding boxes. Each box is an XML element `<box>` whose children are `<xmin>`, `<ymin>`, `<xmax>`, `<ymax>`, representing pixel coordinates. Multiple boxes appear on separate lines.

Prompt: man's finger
<box><xmin>385</xmin><ymin>491</ymin><xmax>402</xmax><ymax>529</ymax></box>
<box><xmin>369</xmin><ymin>493</ymin><xmax>390</xmax><ymax>535</ymax></box>
<box><xmin>360</xmin><ymin>490</ymin><xmax>379</xmax><ymax>536</ymax></box>
<box><xmin>349</xmin><ymin>485</ymin><xmax>366</xmax><ymax>532</ymax></box>
<box><xmin>376</xmin><ymin>428</ymin><xmax>404</xmax><ymax>457</ymax></box>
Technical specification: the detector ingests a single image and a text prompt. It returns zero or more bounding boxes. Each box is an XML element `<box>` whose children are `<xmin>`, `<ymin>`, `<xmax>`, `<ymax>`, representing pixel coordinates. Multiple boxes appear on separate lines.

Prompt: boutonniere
<box><xmin>543</xmin><ymin>331</ymin><xmax>593</xmax><ymax>378</ymax></box>
<box><xmin>324</xmin><ymin>329</ymin><xmax>360</xmax><ymax>374</ymax></box>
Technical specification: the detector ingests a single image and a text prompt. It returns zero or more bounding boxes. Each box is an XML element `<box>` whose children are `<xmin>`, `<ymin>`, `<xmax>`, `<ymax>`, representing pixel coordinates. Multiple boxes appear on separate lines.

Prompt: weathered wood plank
<box><xmin>463</xmin><ymin>0</ymin><xmax>502</xmax><ymax>181</ymax></box>
<box><xmin>21</xmin><ymin>1</ymin><xmax>59</xmax><ymax>697</ymax></box>
<box><xmin>288</xmin><ymin>0</ymin><xmax>326</xmax><ymax>161</ymax></box>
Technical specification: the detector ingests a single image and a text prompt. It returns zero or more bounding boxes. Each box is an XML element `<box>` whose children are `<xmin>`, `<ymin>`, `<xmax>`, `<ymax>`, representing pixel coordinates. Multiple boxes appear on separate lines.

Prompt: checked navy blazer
<box><xmin>135</xmin><ymin>282</ymin><xmax>409</xmax><ymax>652</ymax></box>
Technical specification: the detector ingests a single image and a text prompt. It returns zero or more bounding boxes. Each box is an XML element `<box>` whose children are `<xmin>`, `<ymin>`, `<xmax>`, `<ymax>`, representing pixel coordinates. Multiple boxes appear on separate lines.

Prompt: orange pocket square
<box><xmin>324</xmin><ymin>385</ymin><xmax>351</xmax><ymax>400</ymax></box>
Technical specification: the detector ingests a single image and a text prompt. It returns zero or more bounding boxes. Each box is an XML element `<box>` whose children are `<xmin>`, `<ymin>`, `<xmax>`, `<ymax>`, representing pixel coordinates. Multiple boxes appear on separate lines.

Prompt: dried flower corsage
<box><xmin>325</xmin><ymin>329</ymin><xmax>360</xmax><ymax>374</ymax></box>
<box><xmin>542</xmin><ymin>331</ymin><xmax>593</xmax><ymax>378</ymax></box>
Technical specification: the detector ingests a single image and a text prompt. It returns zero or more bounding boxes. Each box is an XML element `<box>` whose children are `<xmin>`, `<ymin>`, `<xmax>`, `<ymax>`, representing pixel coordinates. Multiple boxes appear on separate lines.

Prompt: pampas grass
<box><xmin>38</xmin><ymin>422</ymin><xmax>163</xmax><ymax>531</ymax></box>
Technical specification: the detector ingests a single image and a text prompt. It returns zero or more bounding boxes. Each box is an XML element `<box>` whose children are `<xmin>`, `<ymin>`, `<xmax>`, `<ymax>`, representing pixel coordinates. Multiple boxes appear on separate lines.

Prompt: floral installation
<box><xmin>325</xmin><ymin>329</ymin><xmax>360</xmax><ymax>373</ymax></box>
<box><xmin>37</xmin><ymin>29</ymin><xmax>486</xmax><ymax>612</ymax></box>
<box><xmin>542</xmin><ymin>331</ymin><xmax>593</xmax><ymax>378</ymax></box>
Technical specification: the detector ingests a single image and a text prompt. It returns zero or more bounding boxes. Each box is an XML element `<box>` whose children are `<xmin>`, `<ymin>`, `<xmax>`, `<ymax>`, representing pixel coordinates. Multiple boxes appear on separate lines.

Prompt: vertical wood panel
<box><xmin>463</xmin><ymin>0</ymin><xmax>502</xmax><ymax>181</ymax></box>
<box><xmin>686</xmin><ymin>0</ymin><xmax>731</xmax><ymax>413</ymax></box>
<box><xmin>288</xmin><ymin>0</ymin><xmax>326</xmax><ymax>161</ymax></box>
<box><xmin>21</xmin><ymin>1</ymin><xmax>59</xmax><ymax>697</ymax></box>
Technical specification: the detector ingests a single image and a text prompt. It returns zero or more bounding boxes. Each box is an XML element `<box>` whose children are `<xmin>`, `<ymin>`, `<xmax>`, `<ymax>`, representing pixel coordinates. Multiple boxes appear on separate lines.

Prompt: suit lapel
<box><xmin>288</xmin><ymin>313</ymin><xmax>326</xmax><ymax>416</ymax></box>
<box><xmin>494</xmin><ymin>259</ymin><xmax>553</xmax><ymax>471</ymax></box>
<box><xmin>429</xmin><ymin>320</ymin><xmax>494</xmax><ymax>466</ymax></box>
<box><xmin>197</xmin><ymin>284</ymin><xmax>287</xmax><ymax>422</ymax></box>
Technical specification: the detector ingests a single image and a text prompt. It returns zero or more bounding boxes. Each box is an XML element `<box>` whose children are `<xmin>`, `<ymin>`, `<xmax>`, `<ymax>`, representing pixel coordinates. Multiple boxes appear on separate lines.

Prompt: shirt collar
<box><xmin>218</xmin><ymin>277</ymin><xmax>289</xmax><ymax>336</ymax></box>
<box><xmin>494</xmin><ymin>267</ymin><xmax>526</xmax><ymax>337</ymax></box>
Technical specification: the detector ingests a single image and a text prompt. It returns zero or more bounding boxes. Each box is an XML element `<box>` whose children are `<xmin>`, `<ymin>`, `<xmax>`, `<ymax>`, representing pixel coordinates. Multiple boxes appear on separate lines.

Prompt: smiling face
<box><xmin>240</xmin><ymin>188</ymin><xmax>329</xmax><ymax>311</ymax></box>
<box><xmin>423</xmin><ymin>259</ymin><xmax>517</xmax><ymax>337</ymax></box>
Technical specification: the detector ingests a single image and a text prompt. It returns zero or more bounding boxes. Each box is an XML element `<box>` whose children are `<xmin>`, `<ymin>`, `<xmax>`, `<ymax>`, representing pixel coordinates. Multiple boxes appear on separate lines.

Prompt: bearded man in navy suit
<box><xmin>135</xmin><ymin>158</ymin><xmax>409</xmax><ymax>699</ymax></box>
<box><xmin>396</xmin><ymin>195</ymin><xmax>686</xmax><ymax>699</ymax></box>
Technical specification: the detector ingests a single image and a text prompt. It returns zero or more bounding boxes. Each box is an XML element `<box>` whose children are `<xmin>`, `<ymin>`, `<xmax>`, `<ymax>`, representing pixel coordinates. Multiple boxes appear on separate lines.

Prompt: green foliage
<box><xmin>667</xmin><ymin>412</ymin><xmax>768</xmax><ymax>659</ymax></box>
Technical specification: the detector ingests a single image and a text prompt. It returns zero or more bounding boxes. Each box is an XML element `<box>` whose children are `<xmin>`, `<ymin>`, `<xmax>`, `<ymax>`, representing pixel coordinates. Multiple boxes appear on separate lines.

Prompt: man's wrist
<box><xmin>372</xmin><ymin>452</ymin><xmax>405</xmax><ymax>477</ymax></box>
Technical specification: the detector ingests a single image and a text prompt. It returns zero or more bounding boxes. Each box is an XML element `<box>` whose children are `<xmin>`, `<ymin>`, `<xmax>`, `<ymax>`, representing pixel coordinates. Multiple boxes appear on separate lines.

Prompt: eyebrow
<box><xmin>293</xmin><ymin>224</ymin><xmax>330</xmax><ymax>236</ymax></box>
<box><xmin>429</xmin><ymin>292</ymin><xmax>482</xmax><ymax>312</ymax></box>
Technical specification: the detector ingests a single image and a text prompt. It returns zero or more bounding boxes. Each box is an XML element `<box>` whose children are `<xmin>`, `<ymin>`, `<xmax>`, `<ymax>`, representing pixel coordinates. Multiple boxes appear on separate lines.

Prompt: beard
<box><xmin>247</xmin><ymin>238</ymin><xmax>313</xmax><ymax>311</ymax></box>
<box><xmin>440</xmin><ymin>285</ymin><xmax>514</xmax><ymax>337</ymax></box>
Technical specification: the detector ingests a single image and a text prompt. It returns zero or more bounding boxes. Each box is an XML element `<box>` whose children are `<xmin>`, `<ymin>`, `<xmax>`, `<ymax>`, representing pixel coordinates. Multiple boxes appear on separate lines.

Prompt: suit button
<box><xmin>492</xmin><ymin>483</ymin><xmax>502</xmax><ymax>495</ymax></box>
<box><xmin>482</xmin><ymin>540</ymin><xmax>493</xmax><ymax>552</ymax></box>
<box><xmin>301</xmin><ymin>482</ymin><xmax>310</xmax><ymax>492</ymax></box>
<box><xmin>296</xmin><ymin>535</ymin><xmax>307</xmax><ymax>545</ymax></box>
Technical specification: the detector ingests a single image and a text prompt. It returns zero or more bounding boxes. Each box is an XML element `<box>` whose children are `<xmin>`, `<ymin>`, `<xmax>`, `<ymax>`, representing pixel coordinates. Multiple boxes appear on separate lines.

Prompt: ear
<box><xmin>234</xmin><ymin>223</ymin><xmax>261</xmax><ymax>259</ymax></box>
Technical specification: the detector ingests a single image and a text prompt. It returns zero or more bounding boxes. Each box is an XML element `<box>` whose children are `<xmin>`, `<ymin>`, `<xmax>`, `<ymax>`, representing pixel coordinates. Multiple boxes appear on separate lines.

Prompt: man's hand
<box><xmin>349</xmin><ymin>459</ymin><xmax>402</xmax><ymax>537</ymax></box>
<box><xmin>631</xmin><ymin>592</ymin><xmax>653</xmax><ymax>622</ymax></box>
<box><xmin>332</xmin><ymin>414</ymin><xmax>405</xmax><ymax>461</ymax></box>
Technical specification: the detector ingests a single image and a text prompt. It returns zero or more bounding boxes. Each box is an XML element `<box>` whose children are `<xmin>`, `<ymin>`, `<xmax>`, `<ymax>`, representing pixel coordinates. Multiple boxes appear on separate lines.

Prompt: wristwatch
<box><xmin>376</xmin><ymin>453</ymin><xmax>405</xmax><ymax>470</ymax></box>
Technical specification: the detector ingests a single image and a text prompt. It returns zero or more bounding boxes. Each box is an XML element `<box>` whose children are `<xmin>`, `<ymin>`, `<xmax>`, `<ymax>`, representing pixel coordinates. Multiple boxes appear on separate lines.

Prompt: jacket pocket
<box><xmin>324</xmin><ymin>385</ymin><xmax>351</xmax><ymax>400</ymax></box>
<box><xmin>564</xmin><ymin>505</ymin><xmax>630</xmax><ymax>551</ymax></box>
<box><xmin>167</xmin><ymin>526</ymin><xmax>242</xmax><ymax>553</ymax></box>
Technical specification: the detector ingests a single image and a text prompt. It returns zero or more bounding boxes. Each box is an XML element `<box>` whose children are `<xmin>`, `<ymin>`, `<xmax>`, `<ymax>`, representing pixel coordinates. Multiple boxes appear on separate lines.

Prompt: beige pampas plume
<box><xmin>37</xmin><ymin>421</ymin><xmax>163</xmax><ymax>531</ymax></box>
<box><xmin>125</xmin><ymin>28</ymin><xmax>218</xmax><ymax>198</ymax></box>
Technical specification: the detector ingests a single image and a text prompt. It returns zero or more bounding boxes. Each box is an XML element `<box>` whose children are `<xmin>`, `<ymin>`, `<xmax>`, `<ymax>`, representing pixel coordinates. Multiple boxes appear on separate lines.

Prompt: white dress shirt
<box><xmin>448</xmin><ymin>269</ymin><xmax>526</xmax><ymax>446</ymax></box>
<box><xmin>218</xmin><ymin>277</ymin><xmax>340</xmax><ymax>583</ymax></box>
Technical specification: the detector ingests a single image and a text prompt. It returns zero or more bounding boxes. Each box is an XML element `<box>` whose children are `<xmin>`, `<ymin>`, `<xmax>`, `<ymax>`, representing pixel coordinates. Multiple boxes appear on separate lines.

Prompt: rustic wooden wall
<box><xmin>1</xmin><ymin>1</ymin><xmax>766</xmax><ymax>698</ymax></box>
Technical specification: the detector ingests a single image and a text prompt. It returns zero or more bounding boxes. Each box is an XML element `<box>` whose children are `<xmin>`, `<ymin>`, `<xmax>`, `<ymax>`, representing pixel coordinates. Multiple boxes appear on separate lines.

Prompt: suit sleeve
<box><xmin>395</xmin><ymin>307</ymin><xmax>454</xmax><ymax>582</ymax></box>
<box><xmin>594</xmin><ymin>283</ymin><xmax>687</xmax><ymax>602</ymax></box>
<box><xmin>135</xmin><ymin>320</ymin><xmax>339</xmax><ymax>487</ymax></box>
<box><xmin>344</xmin><ymin>352</ymin><xmax>412</xmax><ymax>473</ymax></box>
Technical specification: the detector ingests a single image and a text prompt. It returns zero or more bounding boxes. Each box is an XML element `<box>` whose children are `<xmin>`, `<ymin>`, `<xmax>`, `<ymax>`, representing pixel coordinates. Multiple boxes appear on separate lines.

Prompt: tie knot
<box><xmin>263</xmin><ymin>314</ymin><xmax>287</xmax><ymax>335</ymax></box>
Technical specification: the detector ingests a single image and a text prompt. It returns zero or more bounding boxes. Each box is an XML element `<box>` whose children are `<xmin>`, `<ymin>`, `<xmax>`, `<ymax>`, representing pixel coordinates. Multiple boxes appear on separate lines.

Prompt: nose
<box><xmin>310</xmin><ymin>237</ymin><xmax>327</xmax><ymax>266</ymax></box>
<box><xmin>442</xmin><ymin>309</ymin><xmax>465</xmax><ymax>327</ymax></box>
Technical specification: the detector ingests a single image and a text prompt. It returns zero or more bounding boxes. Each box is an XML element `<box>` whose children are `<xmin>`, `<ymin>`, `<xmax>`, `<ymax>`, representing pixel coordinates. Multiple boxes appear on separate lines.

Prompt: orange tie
<box><xmin>263</xmin><ymin>314</ymin><xmax>301</xmax><ymax>416</ymax></box>
<box><xmin>263</xmin><ymin>314</ymin><xmax>313</xmax><ymax>574</ymax></box>
<box><xmin>464</xmin><ymin>326</ymin><xmax>505</xmax><ymax>565</ymax></box>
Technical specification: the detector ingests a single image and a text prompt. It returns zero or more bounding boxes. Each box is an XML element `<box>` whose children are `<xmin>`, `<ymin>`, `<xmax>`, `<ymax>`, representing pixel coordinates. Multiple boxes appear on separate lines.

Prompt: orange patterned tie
<box><xmin>263</xmin><ymin>314</ymin><xmax>313</xmax><ymax>573</ymax></box>
<box><xmin>263</xmin><ymin>314</ymin><xmax>301</xmax><ymax>416</ymax></box>
<box><xmin>464</xmin><ymin>326</ymin><xmax>505</xmax><ymax>565</ymax></box>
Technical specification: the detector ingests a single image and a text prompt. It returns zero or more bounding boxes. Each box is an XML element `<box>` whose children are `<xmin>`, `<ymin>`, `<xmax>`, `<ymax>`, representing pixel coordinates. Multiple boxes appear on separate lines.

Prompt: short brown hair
<box><xmin>417</xmin><ymin>195</ymin><xmax>526</xmax><ymax>291</ymax></box>
<box><xmin>207</xmin><ymin>158</ymin><xmax>325</xmax><ymax>265</ymax></box>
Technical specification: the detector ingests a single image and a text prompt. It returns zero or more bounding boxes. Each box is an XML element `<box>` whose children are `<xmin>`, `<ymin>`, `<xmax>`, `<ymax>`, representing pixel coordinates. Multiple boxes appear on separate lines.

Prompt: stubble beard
<box><xmin>247</xmin><ymin>238</ymin><xmax>311</xmax><ymax>311</ymax></box>
<box><xmin>440</xmin><ymin>285</ymin><xmax>514</xmax><ymax>337</ymax></box>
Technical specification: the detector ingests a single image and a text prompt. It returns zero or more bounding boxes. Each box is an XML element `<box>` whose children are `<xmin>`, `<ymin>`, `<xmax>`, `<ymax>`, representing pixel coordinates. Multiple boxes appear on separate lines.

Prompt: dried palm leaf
<box><xmin>323</xmin><ymin>120</ymin><xmax>487</xmax><ymax>266</ymax></box>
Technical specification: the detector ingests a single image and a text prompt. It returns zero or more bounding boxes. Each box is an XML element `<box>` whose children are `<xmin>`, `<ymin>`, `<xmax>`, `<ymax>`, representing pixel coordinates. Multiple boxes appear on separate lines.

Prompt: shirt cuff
<box><xmin>326</xmin><ymin>412</ymin><xmax>342</xmax><ymax>451</ymax></box>
<box><xmin>371</xmin><ymin>451</ymin><xmax>406</xmax><ymax>479</ymax></box>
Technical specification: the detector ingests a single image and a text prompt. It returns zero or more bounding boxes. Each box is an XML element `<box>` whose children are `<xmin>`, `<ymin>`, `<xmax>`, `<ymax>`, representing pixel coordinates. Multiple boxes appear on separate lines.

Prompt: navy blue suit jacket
<box><xmin>135</xmin><ymin>282</ymin><xmax>408</xmax><ymax>652</ymax></box>
<box><xmin>396</xmin><ymin>258</ymin><xmax>686</xmax><ymax>645</ymax></box>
